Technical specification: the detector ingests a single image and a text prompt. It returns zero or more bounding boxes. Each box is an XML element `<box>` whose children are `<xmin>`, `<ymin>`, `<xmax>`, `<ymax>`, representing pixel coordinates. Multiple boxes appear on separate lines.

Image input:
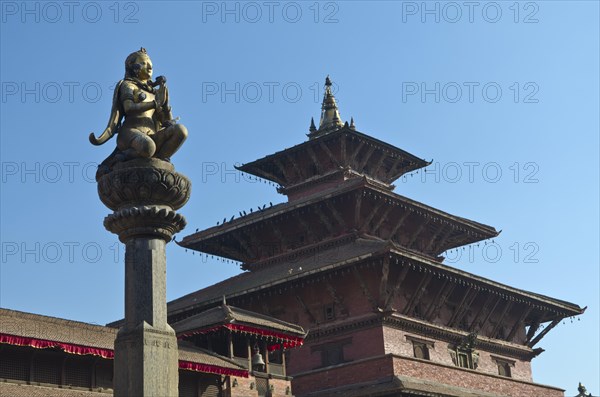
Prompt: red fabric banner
<box><xmin>0</xmin><ymin>333</ymin><xmax>114</xmax><ymax>358</ymax></box>
<box><xmin>224</xmin><ymin>323</ymin><xmax>304</xmax><ymax>348</ymax></box>
<box><xmin>178</xmin><ymin>323</ymin><xmax>304</xmax><ymax>349</ymax></box>
<box><xmin>179</xmin><ymin>360</ymin><xmax>248</xmax><ymax>378</ymax></box>
<box><xmin>0</xmin><ymin>333</ymin><xmax>249</xmax><ymax>377</ymax></box>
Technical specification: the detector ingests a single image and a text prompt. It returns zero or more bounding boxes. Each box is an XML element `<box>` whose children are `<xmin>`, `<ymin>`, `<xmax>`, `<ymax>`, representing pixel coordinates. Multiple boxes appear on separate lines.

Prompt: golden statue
<box><xmin>90</xmin><ymin>48</ymin><xmax>187</xmax><ymax>177</ymax></box>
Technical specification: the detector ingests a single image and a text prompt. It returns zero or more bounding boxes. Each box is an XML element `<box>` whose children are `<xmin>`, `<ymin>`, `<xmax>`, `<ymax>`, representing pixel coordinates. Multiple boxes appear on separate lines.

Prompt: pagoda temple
<box><xmin>172</xmin><ymin>77</ymin><xmax>585</xmax><ymax>397</ymax></box>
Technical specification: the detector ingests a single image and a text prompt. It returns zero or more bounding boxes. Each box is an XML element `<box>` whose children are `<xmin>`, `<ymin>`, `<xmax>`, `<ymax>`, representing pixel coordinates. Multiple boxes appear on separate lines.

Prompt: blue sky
<box><xmin>1</xmin><ymin>0</ymin><xmax>598</xmax><ymax>394</ymax></box>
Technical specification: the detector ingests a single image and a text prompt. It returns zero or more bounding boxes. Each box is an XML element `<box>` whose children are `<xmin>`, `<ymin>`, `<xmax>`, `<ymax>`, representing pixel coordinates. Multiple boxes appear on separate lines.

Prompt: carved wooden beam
<box><xmin>423</xmin><ymin>224</ymin><xmax>446</xmax><ymax>253</ymax></box>
<box><xmin>469</xmin><ymin>293</ymin><xmax>496</xmax><ymax>331</ymax></box>
<box><xmin>361</xmin><ymin>200</ymin><xmax>384</xmax><ymax>232</ymax></box>
<box><xmin>356</xmin><ymin>146</ymin><xmax>376</xmax><ymax>171</ymax></box>
<box><xmin>293</xmin><ymin>211</ymin><xmax>312</xmax><ymax>239</ymax></box>
<box><xmin>528</xmin><ymin>318</ymin><xmax>560</xmax><ymax>347</ymax></box>
<box><xmin>319</xmin><ymin>141</ymin><xmax>339</xmax><ymax>167</ymax></box>
<box><xmin>285</xmin><ymin>153</ymin><xmax>304</xmax><ymax>181</ymax></box>
<box><xmin>447</xmin><ymin>287</ymin><xmax>473</xmax><ymax>327</ymax></box>
<box><xmin>352</xmin><ymin>267</ymin><xmax>378</xmax><ymax>311</ymax></box>
<box><xmin>325</xmin><ymin>200</ymin><xmax>348</xmax><ymax>231</ymax></box>
<box><xmin>423</xmin><ymin>279</ymin><xmax>448</xmax><ymax>321</ymax></box>
<box><xmin>295</xmin><ymin>294</ymin><xmax>318</xmax><ymax>324</ymax></box>
<box><xmin>273</xmin><ymin>158</ymin><xmax>292</xmax><ymax>184</ymax></box>
<box><xmin>478</xmin><ymin>297</ymin><xmax>501</xmax><ymax>335</ymax></box>
<box><xmin>388</xmin><ymin>156</ymin><xmax>405</xmax><ymax>179</ymax></box>
<box><xmin>350</xmin><ymin>140</ymin><xmax>365</xmax><ymax>162</ymax></box>
<box><xmin>406</xmin><ymin>219</ymin><xmax>430</xmax><ymax>249</ymax></box>
<box><xmin>389</xmin><ymin>211</ymin><xmax>412</xmax><ymax>241</ymax></box>
<box><xmin>403</xmin><ymin>272</ymin><xmax>433</xmax><ymax>316</ymax></box>
<box><xmin>325</xmin><ymin>281</ymin><xmax>349</xmax><ymax>317</ymax></box>
<box><xmin>491</xmin><ymin>301</ymin><xmax>514</xmax><ymax>339</ymax></box>
<box><xmin>379</xmin><ymin>257</ymin><xmax>390</xmax><ymax>307</ymax></box>
<box><xmin>232</xmin><ymin>232</ymin><xmax>255</xmax><ymax>261</ymax></box>
<box><xmin>354</xmin><ymin>192</ymin><xmax>363</xmax><ymax>228</ymax></box>
<box><xmin>314</xmin><ymin>205</ymin><xmax>335</xmax><ymax>234</ymax></box>
<box><xmin>425</xmin><ymin>281</ymin><xmax>455</xmax><ymax>321</ymax></box>
<box><xmin>306</xmin><ymin>145</ymin><xmax>322</xmax><ymax>174</ymax></box>
<box><xmin>525</xmin><ymin>318</ymin><xmax>542</xmax><ymax>344</ymax></box>
<box><xmin>384</xmin><ymin>263</ymin><xmax>411</xmax><ymax>311</ymax></box>
<box><xmin>371</xmin><ymin>205</ymin><xmax>394</xmax><ymax>237</ymax></box>
<box><xmin>433</xmin><ymin>226</ymin><xmax>454</xmax><ymax>254</ymax></box>
<box><xmin>506</xmin><ymin>305</ymin><xmax>533</xmax><ymax>342</ymax></box>
<box><xmin>449</xmin><ymin>289</ymin><xmax>479</xmax><ymax>329</ymax></box>
<box><xmin>371</xmin><ymin>151</ymin><xmax>388</xmax><ymax>179</ymax></box>
<box><xmin>268</xmin><ymin>220</ymin><xmax>287</xmax><ymax>252</ymax></box>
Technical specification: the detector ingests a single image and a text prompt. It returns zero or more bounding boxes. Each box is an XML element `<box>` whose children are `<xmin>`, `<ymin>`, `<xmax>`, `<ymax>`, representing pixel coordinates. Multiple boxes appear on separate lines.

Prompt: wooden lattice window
<box><xmin>32</xmin><ymin>353</ymin><xmax>61</xmax><ymax>385</ymax></box>
<box><xmin>255</xmin><ymin>376</ymin><xmax>269</xmax><ymax>397</ymax></box>
<box><xmin>94</xmin><ymin>360</ymin><xmax>112</xmax><ymax>389</ymax></box>
<box><xmin>0</xmin><ymin>349</ymin><xmax>29</xmax><ymax>381</ymax></box>
<box><xmin>179</xmin><ymin>372</ymin><xmax>197</xmax><ymax>397</ymax></box>
<box><xmin>64</xmin><ymin>357</ymin><xmax>91</xmax><ymax>388</ymax></box>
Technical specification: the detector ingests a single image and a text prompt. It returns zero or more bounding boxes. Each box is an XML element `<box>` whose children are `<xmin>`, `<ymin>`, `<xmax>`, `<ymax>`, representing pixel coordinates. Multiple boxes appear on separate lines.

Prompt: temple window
<box><xmin>449</xmin><ymin>332</ymin><xmax>479</xmax><ymax>370</ymax></box>
<box><xmin>405</xmin><ymin>335</ymin><xmax>434</xmax><ymax>361</ymax></box>
<box><xmin>448</xmin><ymin>346</ymin><xmax>479</xmax><ymax>370</ymax></box>
<box><xmin>413</xmin><ymin>342</ymin><xmax>430</xmax><ymax>360</ymax></box>
<box><xmin>491</xmin><ymin>356</ymin><xmax>515</xmax><ymax>378</ymax></box>
<box><xmin>323</xmin><ymin>303</ymin><xmax>335</xmax><ymax>321</ymax></box>
<box><xmin>311</xmin><ymin>337</ymin><xmax>352</xmax><ymax>368</ymax></box>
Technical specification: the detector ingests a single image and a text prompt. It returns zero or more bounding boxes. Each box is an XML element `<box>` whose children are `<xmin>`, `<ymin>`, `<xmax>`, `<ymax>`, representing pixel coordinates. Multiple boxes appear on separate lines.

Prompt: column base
<box><xmin>114</xmin><ymin>322</ymin><xmax>179</xmax><ymax>397</ymax></box>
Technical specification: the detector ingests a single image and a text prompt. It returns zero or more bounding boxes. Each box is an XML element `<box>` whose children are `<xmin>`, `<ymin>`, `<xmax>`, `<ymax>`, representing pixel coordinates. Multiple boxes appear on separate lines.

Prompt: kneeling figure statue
<box><xmin>90</xmin><ymin>47</ymin><xmax>187</xmax><ymax>179</ymax></box>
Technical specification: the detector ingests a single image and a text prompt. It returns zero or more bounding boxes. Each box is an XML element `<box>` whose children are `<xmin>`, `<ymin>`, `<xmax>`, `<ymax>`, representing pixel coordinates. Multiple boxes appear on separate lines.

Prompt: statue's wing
<box><xmin>89</xmin><ymin>80</ymin><xmax>124</xmax><ymax>146</ymax></box>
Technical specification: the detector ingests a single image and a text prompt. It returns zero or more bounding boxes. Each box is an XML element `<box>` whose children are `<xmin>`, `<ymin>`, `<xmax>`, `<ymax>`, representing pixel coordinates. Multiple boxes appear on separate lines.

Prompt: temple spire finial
<box><xmin>313</xmin><ymin>76</ymin><xmax>344</xmax><ymax>137</ymax></box>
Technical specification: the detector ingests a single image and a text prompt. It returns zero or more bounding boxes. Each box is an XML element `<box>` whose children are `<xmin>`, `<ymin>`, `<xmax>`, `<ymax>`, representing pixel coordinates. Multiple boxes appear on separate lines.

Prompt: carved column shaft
<box><xmin>98</xmin><ymin>158</ymin><xmax>190</xmax><ymax>397</ymax></box>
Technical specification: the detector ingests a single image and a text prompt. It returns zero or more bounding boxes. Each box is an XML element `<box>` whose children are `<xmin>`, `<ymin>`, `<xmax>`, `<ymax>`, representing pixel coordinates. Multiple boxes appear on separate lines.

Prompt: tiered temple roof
<box><xmin>174</xmin><ymin>77</ymin><xmax>583</xmax><ymax>352</ymax></box>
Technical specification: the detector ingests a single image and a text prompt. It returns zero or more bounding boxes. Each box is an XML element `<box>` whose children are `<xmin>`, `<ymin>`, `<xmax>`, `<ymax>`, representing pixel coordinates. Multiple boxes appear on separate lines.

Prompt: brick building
<box><xmin>173</xmin><ymin>77</ymin><xmax>585</xmax><ymax>397</ymax></box>
<box><xmin>0</xmin><ymin>77</ymin><xmax>586</xmax><ymax>397</ymax></box>
<box><xmin>0</xmin><ymin>304</ymin><xmax>304</xmax><ymax>396</ymax></box>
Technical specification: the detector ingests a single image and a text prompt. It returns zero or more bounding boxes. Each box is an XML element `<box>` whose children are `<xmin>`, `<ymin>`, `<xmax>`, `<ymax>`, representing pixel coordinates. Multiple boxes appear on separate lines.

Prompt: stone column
<box><xmin>98</xmin><ymin>158</ymin><xmax>191</xmax><ymax>397</ymax></box>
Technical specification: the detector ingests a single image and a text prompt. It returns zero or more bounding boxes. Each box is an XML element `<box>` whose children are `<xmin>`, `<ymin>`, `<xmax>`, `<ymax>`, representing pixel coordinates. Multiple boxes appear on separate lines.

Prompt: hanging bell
<box><xmin>252</xmin><ymin>345</ymin><xmax>265</xmax><ymax>371</ymax></box>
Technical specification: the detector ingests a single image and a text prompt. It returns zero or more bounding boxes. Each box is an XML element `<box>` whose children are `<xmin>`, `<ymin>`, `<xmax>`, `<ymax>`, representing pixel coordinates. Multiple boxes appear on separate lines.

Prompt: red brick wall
<box><xmin>292</xmin><ymin>356</ymin><xmax>394</xmax><ymax>396</ymax></box>
<box><xmin>292</xmin><ymin>354</ymin><xmax>564</xmax><ymax>397</ymax></box>
<box><xmin>382</xmin><ymin>325</ymin><xmax>533</xmax><ymax>382</ymax></box>
<box><xmin>392</xmin><ymin>355</ymin><xmax>563</xmax><ymax>397</ymax></box>
<box><xmin>228</xmin><ymin>375</ymin><xmax>293</xmax><ymax>397</ymax></box>
<box><xmin>287</xmin><ymin>325</ymin><xmax>384</xmax><ymax>374</ymax></box>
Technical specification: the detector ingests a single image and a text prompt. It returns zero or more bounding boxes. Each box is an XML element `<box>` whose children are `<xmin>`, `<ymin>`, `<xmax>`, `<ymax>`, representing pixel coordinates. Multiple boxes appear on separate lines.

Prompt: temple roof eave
<box><xmin>168</xmin><ymin>238</ymin><xmax>583</xmax><ymax>323</ymax></box>
<box><xmin>236</xmin><ymin>127</ymin><xmax>431</xmax><ymax>186</ymax></box>
<box><xmin>172</xmin><ymin>304</ymin><xmax>306</xmax><ymax>338</ymax></box>
<box><xmin>179</xmin><ymin>178</ymin><xmax>499</xmax><ymax>260</ymax></box>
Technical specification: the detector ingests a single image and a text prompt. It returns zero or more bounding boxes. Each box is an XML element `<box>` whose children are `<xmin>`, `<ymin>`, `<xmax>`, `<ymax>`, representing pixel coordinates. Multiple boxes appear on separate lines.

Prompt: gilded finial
<box><xmin>317</xmin><ymin>76</ymin><xmax>343</xmax><ymax>134</ymax></box>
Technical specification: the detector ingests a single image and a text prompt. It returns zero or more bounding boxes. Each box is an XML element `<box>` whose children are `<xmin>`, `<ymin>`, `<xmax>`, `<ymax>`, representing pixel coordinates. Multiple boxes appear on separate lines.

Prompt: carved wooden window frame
<box><xmin>491</xmin><ymin>355</ymin><xmax>515</xmax><ymax>378</ymax></box>
<box><xmin>405</xmin><ymin>335</ymin><xmax>434</xmax><ymax>361</ymax></box>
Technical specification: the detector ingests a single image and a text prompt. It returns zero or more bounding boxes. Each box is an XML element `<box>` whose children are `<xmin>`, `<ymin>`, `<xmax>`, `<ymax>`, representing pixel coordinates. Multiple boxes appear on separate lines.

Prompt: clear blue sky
<box><xmin>1</xmin><ymin>1</ymin><xmax>598</xmax><ymax>394</ymax></box>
